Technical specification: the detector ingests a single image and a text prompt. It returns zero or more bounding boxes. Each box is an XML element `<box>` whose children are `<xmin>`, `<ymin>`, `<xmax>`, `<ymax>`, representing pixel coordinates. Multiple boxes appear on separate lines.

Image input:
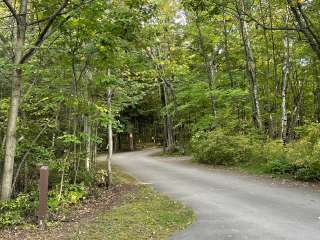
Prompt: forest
<box><xmin>0</xmin><ymin>0</ymin><xmax>320</xmax><ymax>236</ymax></box>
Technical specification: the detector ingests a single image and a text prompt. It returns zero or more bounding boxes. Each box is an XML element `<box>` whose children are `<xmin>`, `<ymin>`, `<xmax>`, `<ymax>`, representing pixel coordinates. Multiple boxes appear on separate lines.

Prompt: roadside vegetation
<box><xmin>0</xmin><ymin>166</ymin><xmax>195</xmax><ymax>239</ymax></box>
<box><xmin>72</xmin><ymin>186</ymin><xmax>195</xmax><ymax>240</ymax></box>
<box><xmin>192</xmin><ymin>124</ymin><xmax>320</xmax><ymax>181</ymax></box>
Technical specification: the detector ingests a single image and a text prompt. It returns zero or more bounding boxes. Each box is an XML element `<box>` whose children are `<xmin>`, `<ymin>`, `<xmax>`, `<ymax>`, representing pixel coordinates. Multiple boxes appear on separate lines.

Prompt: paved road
<box><xmin>110</xmin><ymin>149</ymin><xmax>320</xmax><ymax>240</ymax></box>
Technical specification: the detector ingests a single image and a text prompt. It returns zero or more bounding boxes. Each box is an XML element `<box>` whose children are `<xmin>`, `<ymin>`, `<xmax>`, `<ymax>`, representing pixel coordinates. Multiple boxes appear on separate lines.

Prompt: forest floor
<box><xmin>0</xmin><ymin>166</ymin><xmax>194</xmax><ymax>240</ymax></box>
<box><xmin>112</xmin><ymin>148</ymin><xmax>320</xmax><ymax>240</ymax></box>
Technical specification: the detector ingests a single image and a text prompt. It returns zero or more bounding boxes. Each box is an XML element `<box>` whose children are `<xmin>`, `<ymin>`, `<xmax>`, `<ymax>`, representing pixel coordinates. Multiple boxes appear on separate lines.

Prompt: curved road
<box><xmin>110</xmin><ymin>149</ymin><xmax>320</xmax><ymax>240</ymax></box>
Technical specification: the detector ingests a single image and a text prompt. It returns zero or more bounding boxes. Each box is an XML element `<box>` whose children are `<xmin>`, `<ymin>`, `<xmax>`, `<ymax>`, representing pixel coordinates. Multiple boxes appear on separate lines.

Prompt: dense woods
<box><xmin>1</xmin><ymin>0</ymin><xmax>320</xmax><ymax>228</ymax></box>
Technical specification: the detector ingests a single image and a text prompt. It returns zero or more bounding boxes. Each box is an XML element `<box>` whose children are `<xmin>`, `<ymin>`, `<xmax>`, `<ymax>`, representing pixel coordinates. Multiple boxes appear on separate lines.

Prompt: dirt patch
<box><xmin>0</xmin><ymin>184</ymin><xmax>137</xmax><ymax>240</ymax></box>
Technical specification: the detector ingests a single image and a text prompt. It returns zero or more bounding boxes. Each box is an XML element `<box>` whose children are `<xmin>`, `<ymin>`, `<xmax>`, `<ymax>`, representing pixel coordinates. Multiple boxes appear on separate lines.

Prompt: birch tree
<box><xmin>1</xmin><ymin>0</ymin><xmax>69</xmax><ymax>200</ymax></box>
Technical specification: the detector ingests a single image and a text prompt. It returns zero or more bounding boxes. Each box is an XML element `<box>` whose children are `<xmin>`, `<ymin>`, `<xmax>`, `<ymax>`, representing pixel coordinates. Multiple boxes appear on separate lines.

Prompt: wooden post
<box><xmin>38</xmin><ymin>166</ymin><xmax>49</xmax><ymax>229</ymax></box>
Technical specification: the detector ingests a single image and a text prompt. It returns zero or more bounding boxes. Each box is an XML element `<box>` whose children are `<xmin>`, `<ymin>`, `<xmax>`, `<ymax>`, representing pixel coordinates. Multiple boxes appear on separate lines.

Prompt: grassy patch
<box><xmin>238</xmin><ymin>162</ymin><xmax>269</xmax><ymax>176</ymax></box>
<box><xmin>110</xmin><ymin>166</ymin><xmax>139</xmax><ymax>185</ymax></box>
<box><xmin>70</xmin><ymin>168</ymin><xmax>195</xmax><ymax>240</ymax></box>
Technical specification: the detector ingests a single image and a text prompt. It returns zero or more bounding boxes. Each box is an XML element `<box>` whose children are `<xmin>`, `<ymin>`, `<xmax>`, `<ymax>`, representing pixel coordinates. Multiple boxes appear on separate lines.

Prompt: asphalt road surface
<box><xmin>109</xmin><ymin>148</ymin><xmax>320</xmax><ymax>240</ymax></box>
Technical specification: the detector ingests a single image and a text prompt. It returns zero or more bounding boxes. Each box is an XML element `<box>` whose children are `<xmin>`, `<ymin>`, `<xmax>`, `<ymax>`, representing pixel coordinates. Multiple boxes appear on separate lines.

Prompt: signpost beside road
<box><xmin>38</xmin><ymin>166</ymin><xmax>48</xmax><ymax>229</ymax></box>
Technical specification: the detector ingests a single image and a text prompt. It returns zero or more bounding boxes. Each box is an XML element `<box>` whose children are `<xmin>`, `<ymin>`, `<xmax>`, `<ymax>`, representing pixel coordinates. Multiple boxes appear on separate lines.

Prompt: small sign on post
<box><xmin>38</xmin><ymin>166</ymin><xmax>49</xmax><ymax>229</ymax></box>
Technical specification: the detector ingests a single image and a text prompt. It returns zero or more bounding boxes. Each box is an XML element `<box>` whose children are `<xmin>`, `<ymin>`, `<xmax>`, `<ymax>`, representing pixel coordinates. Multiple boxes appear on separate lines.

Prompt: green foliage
<box><xmin>0</xmin><ymin>183</ymin><xmax>88</xmax><ymax>228</ymax></box>
<box><xmin>192</xmin><ymin>127</ymin><xmax>320</xmax><ymax>181</ymax></box>
<box><xmin>0</xmin><ymin>193</ymin><xmax>37</xmax><ymax>227</ymax></box>
<box><xmin>48</xmin><ymin>184</ymin><xmax>88</xmax><ymax>211</ymax></box>
<box><xmin>191</xmin><ymin>129</ymin><xmax>256</xmax><ymax>165</ymax></box>
<box><xmin>264</xmin><ymin>138</ymin><xmax>320</xmax><ymax>181</ymax></box>
<box><xmin>58</xmin><ymin>134</ymin><xmax>81</xmax><ymax>145</ymax></box>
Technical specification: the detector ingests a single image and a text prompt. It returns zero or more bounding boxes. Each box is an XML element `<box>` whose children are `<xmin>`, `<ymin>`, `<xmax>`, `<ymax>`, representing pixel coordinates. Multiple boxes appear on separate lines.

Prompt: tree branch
<box><xmin>20</xmin><ymin>0</ymin><xmax>69</xmax><ymax>64</ymax></box>
<box><xmin>11</xmin><ymin>124</ymin><xmax>48</xmax><ymax>192</ymax></box>
<box><xmin>217</xmin><ymin>1</ymin><xmax>301</xmax><ymax>32</ymax></box>
<box><xmin>2</xmin><ymin>0</ymin><xmax>19</xmax><ymax>22</ymax></box>
<box><xmin>27</xmin><ymin>0</ymin><xmax>94</xmax><ymax>26</ymax></box>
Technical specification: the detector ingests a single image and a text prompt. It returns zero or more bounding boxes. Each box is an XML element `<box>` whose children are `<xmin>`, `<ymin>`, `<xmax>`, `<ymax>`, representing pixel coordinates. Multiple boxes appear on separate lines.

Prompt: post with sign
<box><xmin>38</xmin><ymin>166</ymin><xmax>49</xmax><ymax>229</ymax></box>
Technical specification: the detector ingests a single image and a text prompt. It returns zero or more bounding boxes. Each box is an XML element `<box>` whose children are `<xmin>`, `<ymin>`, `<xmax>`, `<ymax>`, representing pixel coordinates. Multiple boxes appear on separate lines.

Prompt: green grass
<box><xmin>71</xmin><ymin>170</ymin><xmax>195</xmax><ymax>240</ymax></box>
<box><xmin>238</xmin><ymin>162</ymin><xmax>269</xmax><ymax>175</ymax></box>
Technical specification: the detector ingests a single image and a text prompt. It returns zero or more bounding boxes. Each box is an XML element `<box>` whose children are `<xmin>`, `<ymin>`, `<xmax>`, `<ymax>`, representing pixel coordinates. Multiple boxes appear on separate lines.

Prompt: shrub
<box><xmin>191</xmin><ymin>129</ymin><xmax>257</xmax><ymax>165</ymax></box>
<box><xmin>48</xmin><ymin>184</ymin><xmax>88</xmax><ymax>211</ymax></box>
<box><xmin>191</xmin><ymin>129</ymin><xmax>320</xmax><ymax>181</ymax></box>
<box><xmin>252</xmin><ymin>139</ymin><xmax>320</xmax><ymax>181</ymax></box>
<box><xmin>264</xmin><ymin>159</ymin><xmax>295</xmax><ymax>175</ymax></box>
<box><xmin>0</xmin><ymin>183</ymin><xmax>88</xmax><ymax>228</ymax></box>
<box><xmin>0</xmin><ymin>193</ymin><xmax>37</xmax><ymax>227</ymax></box>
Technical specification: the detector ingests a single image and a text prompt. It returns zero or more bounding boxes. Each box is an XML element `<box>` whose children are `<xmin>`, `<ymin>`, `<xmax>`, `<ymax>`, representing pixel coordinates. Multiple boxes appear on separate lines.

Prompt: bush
<box><xmin>191</xmin><ymin>129</ymin><xmax>257</xmax><ymax>165</ymax></box>
<box><xmin>191</xmin><ymin>129</ymin><xmax>320</xmax><ymax>181</ymax></box>
<box><xmin>0</xmin><ymin>183</ymin><xmax>88</xmax><ymax>228</ymax></box>
<box><xmin>48</xmin><ymin>184</ymin><xmax>88</xmax><ymax>211</ymax></box>
<box><xmin>264</xmin><ymin>137</ymin><xmax>320</xmax><ymax>181</ymax></box>
<box><xmin>0</xmin><ymin>193</ymin><xmax>38</xmax><ymax>227</ymax></box>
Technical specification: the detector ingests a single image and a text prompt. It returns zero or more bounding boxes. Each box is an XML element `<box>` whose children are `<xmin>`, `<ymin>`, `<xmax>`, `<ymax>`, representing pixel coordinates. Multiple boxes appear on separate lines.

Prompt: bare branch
<box><xmin>20</xmin><ymin>0</ymin><xmax>69</xmax><ymax>64</ymax></box>
<box><xmin>2</xmin><ymin>0</ymin><xmax>19</xmax><ymax>22</ymax></box>
<box><xmin>214</xmin><ymin>1</ymin><xmax>301</xmax><ymax>32</ymax></box>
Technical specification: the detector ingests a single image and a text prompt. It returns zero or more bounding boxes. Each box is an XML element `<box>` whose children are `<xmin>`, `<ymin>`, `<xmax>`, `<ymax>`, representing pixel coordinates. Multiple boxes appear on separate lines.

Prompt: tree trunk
<box><xmin>159</xmin><ymin>82</ymin><xmax>174</xmax><ymax>152</ymax></box>
<box><xmin>195</xmin><ymin>19</ymin><xmax>216</xmax><ymax>115</ymax></box>
<box><xmin>237</xmin><ymin>0</ymin><xmax>263</xmax><ymax>130</ymax></box>
<box><xmin>288</xmin><ymin>73</ymin><xmax>304</xmax><ymax>139</ymax></box>
<box><xmin>93</xmin><ymin>125</ymin><xmax>98</xmax><ymax>166</ymax></box>
<box><xmin>163</xmin><ymin>82</ymin><xmax>175</xmax><ymax>151</ymax></box>
<box><xmin>313</xmin><ymin>61</ymin><xmax>320</xmax><ymax>122</ymax></box>
<box><xmin>129</xmin><ymin>132</ymin><xmax>134</xmax><ymax>151</ymax></box>
<box><xmin>114</xmin><ymin>133</ymin><xmax>118</xmax><ymax>153</ymax></box>
<box><xmin>84</xmin><ymin>116</ymin><xmax>91</xmax><ymax>170</ymax></box>
<box><xmin>267</xmin><ymin>0</ymin><xmax>278</xmax><ymax>138</ymax></box>
<box><xmin>1</xmin><ymin>0</ymin><xmax>28</xmax><ymax>200</ymax></box>
<box><xmin>259</xmin><ymin>0</ymin><xmax>274</xmax><ymax>137</ymax></box>
<box><xmin>223</xmin><ymin>9</ymin><xmax>233</xmax><ymax>87</ymax></box>
<box><xmin>106</xmin><ymin>87</ymin><xmax>113</xmax><ymax>187</ymax></box>
<box><xmin>287</xmin><ymin>0</ymin><xmax>320</xmax><ymax>60</ymax></box>
<box><xmin>281</xmin><ymin>12</ymin><xmax>290</xmax><ymax>145</ymax></box>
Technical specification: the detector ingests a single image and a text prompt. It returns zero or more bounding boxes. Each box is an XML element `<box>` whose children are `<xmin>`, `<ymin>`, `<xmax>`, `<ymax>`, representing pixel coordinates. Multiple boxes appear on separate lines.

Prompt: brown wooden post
<box><xmin>38</xmin><ymin>166</ymin><xmax>49</xmax><ymax>229</ymax></box>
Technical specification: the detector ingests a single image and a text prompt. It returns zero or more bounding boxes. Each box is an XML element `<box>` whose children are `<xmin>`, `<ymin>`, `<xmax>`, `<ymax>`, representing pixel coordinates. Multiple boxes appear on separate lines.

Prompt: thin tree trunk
<box><xmin>237</xmin><ymin>0</ymin><xmax>263</xmax><ymax>130</ymax></box>
<box><xmin>288</xmin><ymin>74</ymin><xmax>304</xmax><ymax>139</ymax></box>
<box><xmin>281</xmin><ymin>12</ymin><xmax>290</xmax><ymax>145</ymax></box>
<box><xmin>259</xmin><ymin>0</ymin><xmax>274</xmax><ymax>137</ymax></box>
<box><xmin>129</xmin><ymin>132</ymin><xmax>134</xmax><ymax>151</ymax></box>
<box><xmin>114</xmin><ymin>132</ymin><xmax>118</xmax><ymax>153</ymax></box>
<box><xmin>84</xmin><ymin>116</ymin><xmax>91</xmax><ymax>170</ymax></box>
<box><xmin>1</xmin><ymin>0</ymin><xmax>28</xmax><ymax>200</ymax></box>
<box><xmin>313</xmin><ymin>61</ymin><xmax>320</xmax><ymax>122</ymax></box>
<box><xmin>1</xmin><ymin>0</ymin><xmax>68</xmax><ymax>200</ymax></box>
<box><xmin>12</xmin><ymin>124</ymin><xmax>48</xmax><ymax>192</ymax></box>
<box><xmin>287</xmin><ymin>0</ymin><xmax>320</xmax><ymax>60</ymax></box>
<box><xmin>93</xmin><ymin>125</ymin><xmax>98</xmax><ymax>167</ymax></box>
<box><xmin>267</xmin><ymin>0</ymin><xmax>278</xmax><ymax>137</ymax></box>
<box><xmin>106</xmin><ymin>87</ymin><xmax>113</xmax><ymax>187</ymax></box>
<box><xmin>59</xmin><ymin>152</ymin><xmax>69</xmax><ymax>201</ymax></box>
<box><xmin>163</xmin><ymin>82</ymin><xmax>174</xmax><ymax>151</ymax></box>
<box><xmin>223</xmin><ymin>8</ymin><xmax>233</xmax><ymax>87</ymax></box>
<box><xmin>159</xmin><ymin>82</ymin><xmax>173</xmax><ymax>151</ymax></box>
